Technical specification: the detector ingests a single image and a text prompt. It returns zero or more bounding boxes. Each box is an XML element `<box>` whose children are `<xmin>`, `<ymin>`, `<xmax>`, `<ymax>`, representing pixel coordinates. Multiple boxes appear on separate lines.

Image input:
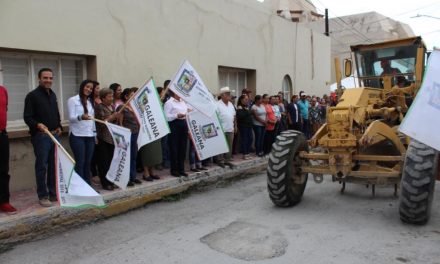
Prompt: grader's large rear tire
<box><xmin>267</xmin><ymin>130</ymin><xmax>308</xmax><ymax>207</ymax></box>
<box><xmin>399</xmin><ymin>140</ymin><xmax>438</xmax><ymax>225</ymax></box>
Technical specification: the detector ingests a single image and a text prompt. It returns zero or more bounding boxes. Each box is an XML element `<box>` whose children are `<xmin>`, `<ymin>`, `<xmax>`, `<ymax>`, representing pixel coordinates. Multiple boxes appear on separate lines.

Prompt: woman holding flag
<box><xmin>67</xmin><ymin>79</ymin><xmax>96</xmax><ymax>184</ymax></box>
<box><xmin>95</xmin><ymin>88</ymin><xmax>121</xmax><ymax>190</ymax></box>
<box><xmin>117</xmin><ymin>88</ymin><xmax>142</xmax><ymax>186</ymax></box>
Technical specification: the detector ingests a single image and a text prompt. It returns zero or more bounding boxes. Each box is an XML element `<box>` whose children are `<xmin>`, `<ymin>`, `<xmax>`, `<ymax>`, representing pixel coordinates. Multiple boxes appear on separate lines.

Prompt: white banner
<box><xmin>186</xmin><ymin>110</ymin><xmax>229</xmax><ymax>160</ymax></box>
<box><xmin>106</xmin><ymin>122</ymin><xmax>131</xmax><ymax>189</ymax></box>
<box><xmin>55</xmin><ymin>145</ymin><xmax>105</xmax><ymax>208</ymax></box>
<box><xmin>169</xmin><ymin>60</ymin><xmax>217</xmax><ymax>117</ymax></box>
<box><xmin>130</xmin><ymin>79</ymin><xmax>170</xmax><ymax>149</ymax></box>
<box><xmin>399</xmin><ymin>51</ymin><xmax>440</xmax><ymax>151</ymax></box>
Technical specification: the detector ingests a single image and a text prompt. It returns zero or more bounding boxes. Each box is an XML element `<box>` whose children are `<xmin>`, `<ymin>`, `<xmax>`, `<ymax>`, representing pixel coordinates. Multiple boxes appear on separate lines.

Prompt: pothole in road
<box><xmin>200</xmin><ymin>221</ymin><xmax>288</xmax><ymax>261</ymax></box>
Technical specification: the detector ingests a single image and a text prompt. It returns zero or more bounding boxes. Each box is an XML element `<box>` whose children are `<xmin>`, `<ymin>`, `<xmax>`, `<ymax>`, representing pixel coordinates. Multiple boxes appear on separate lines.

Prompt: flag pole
<box><xmin>116</xmin><ymin>77</ymin><xmax>153</xmax><ymax>114</ymax></box>
<box><xmin>115</xmin><ymin>92</ymin><xmax>136</xmax><ymax>114</ymax></box>
<box><xmin>90</xmin><ymin>117</ymin><xmax>107</xmax><ymax>125</ymax></box>
<box><xmin>43</xmin><ymin>129</ymin><xmax>76</xmax><ymax>164</ymax></box>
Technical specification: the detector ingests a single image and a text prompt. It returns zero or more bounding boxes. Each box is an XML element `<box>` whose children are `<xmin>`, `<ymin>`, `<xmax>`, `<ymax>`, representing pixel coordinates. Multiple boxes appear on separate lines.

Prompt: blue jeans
<box><xmin>32</xmin><ymin>132</ymin><xmax>59</xmax><ymax>199</ymax></box>
<box><xmin>239</xmin><ymin>126</ymin><xmax>253</xmax><ymax>155</ymax></box>
<box><xmin>69</xmin><ymin>134</ymin><xmax>95</xmax><ymax>184</ymax></box>
<box><xmin>130</xmin><ymin>133</ymin><xmax>138</xmax><ymax>181</ymax></box>
<box><xmin>253</xmin><ymin>125</ymin><xmax>266</xmax><ymax>155</ymax></box>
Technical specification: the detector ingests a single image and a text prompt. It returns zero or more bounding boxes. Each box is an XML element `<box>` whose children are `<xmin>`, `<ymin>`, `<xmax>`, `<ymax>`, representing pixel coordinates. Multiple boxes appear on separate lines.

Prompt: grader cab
<box><xmin>267</xmin><ymin>37</ymin><xmax>438</xmax><ymax>225</ymax></box>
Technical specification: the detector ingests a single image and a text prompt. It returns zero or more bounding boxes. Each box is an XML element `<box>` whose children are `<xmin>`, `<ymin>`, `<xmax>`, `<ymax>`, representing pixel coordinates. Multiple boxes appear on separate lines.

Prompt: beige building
<box><xmin>0</xmin><ymin>0</ymin><xmax>330</xmax><ymax>191</ymax></box>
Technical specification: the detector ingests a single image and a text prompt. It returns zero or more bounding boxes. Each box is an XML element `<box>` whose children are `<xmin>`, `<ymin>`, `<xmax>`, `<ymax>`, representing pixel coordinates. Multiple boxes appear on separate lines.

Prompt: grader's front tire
<box><xmin>399</xmin><ymin>140</ymin><xmax>438</xmax><ymax>225</ymax></box>
<box><xmin>267</xmin><ymin>130</ymin><xmax>308</xmax><ymax>207</ymax></box>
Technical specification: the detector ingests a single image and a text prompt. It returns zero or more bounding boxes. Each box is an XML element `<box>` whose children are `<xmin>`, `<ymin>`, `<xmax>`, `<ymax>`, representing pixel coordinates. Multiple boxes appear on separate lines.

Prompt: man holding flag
<box><xmin>24</xmin><ymin>68</ymin><xmax>63</xmax><ymax>207</ymax></box>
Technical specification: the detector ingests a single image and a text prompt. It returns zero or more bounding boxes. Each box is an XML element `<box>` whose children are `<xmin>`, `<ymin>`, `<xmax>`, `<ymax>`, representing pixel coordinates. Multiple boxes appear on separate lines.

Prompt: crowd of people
<box><xmin>0</xmin><ymin>67</ymin><xmax>339</xmax><ymax>213</ymax></box>
<box><xmin>233</xmin><ymin>89</ymin><xmax>337</xmax><ymax>158</ymax></box>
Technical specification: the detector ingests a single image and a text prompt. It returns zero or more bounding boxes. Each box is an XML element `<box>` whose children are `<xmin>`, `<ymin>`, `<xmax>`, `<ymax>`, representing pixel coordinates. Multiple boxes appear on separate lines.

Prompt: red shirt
<box><xmin>0</xmin><ymin>86</ymin><xmax>7</xmax><ymax>131</ymax></box>
<box><xmin>265</xmin><ymin>104</ymin><xmax>276</xmax><ymax>131</ymax></box>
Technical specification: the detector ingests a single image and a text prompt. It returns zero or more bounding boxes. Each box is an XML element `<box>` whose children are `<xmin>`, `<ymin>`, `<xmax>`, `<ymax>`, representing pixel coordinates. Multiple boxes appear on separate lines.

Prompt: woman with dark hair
<box><xmin>90</xmin><ymin>81</ymin><xmax>101</xmax><ymax>181</ymax></box>
<box><xmin>236</xmin><ymin>94</ymin><xmax>253</xmax><ymax>159</ymax></box>
<box><xmin>67</xmin><ymin>79</ymin><xmax>96</xmax><ymax>184</ymax></box>
<box><xmin>109</xmin><ymin>83</ymin><xmax>123</xmax><ymax>108</ymax></box>
<box><xmin>90</xmin><ymin>81</ymin><xmax>101</xmax><ymax>108</ymax></box>
<box><xmin>138</xmin><ymin>87</ymin><xmax>163</xmax><ymax>181</ymax></box>
<box><xmin>263</xmin><ymin>95</ymin><xmax>277</xmax><ymax>154</ymax></box>
<box><xmin>251</xmin><ymin>95</ymin><xmax>266</xmax><ymax>157</ymax></box>
<box><xmin>164</xmin><ymin>89</ymin><xmax>188</xmax><ymax>177</ymax></box>
<box><xmin>116</xmin><ymin>88</ymin><xmax>141</xmax><ymax>187</ymax></box>
<box><xmin>95</xmin><ymin>88</ymin><xmax>121</xmax><ymax>190</ymax></box>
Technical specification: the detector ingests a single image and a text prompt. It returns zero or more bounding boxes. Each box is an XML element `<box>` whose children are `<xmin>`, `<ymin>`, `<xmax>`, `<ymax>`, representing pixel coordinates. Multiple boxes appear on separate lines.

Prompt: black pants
<box><xmin>0</xmin><ymin>131</ymin><xmax>10</xmax><ymax>203</ymax></box>
<box><xmin>96</xmin><ymin>139</ymin><xmax>114</xmax><ymax>188</ymax></box>
<box><xmin>263</xmin><ymin>130</ymin><xmax>276</xmax><ymax>154</ymax></box>
<box><xmin>289</xmin><ymin>122</ymin><xmax>301</xmax><ymax>131</ymax></box>
<box><xmin>302</xmin><ymin>119</ymin><xmax>311</xmax><ymax>139</ymax></box>
<box><xmin>168</xmin><ymin>120</ymin><xmax>188</xmax><ymax>174</ymax></box>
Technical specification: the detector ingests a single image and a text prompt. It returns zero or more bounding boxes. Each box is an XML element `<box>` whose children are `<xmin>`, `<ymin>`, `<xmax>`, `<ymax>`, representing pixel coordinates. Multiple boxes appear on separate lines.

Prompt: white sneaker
<box><xmin>39</xmin><ymin>198</ymin><xmax>52</xmax><ymax>207</ymax></box>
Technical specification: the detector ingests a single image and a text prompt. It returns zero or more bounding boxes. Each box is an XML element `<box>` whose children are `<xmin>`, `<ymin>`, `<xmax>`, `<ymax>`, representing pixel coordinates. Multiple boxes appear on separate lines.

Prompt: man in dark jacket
<box><xmin>24</xmin><ymin>68</ymin><xmax>62</xmax><ymax>207</ymax></box>
<box><xmin>287</xmin><ymin>95</ymin><xmax>301</xmax><ymax>131</ymax></box>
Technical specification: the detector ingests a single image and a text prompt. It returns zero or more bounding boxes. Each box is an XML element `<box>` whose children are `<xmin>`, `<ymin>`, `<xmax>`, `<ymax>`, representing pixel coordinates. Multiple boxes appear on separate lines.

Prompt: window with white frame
<box><xmin>0</xmin><ymin>52</ymin><xmax>86</xmax><ymax>131</ymax></box>
<box><xmin>218</xmin><ymin>68</ymin><xmax>247</xmax><ymax>98</ymax></box>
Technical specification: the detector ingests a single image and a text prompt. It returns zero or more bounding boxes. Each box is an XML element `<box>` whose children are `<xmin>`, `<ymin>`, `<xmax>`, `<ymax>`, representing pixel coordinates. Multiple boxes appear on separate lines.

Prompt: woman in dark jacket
<box><xmin>236</xmin><ymin>94</ymin><xmax>254</xmax><ymax>160</ymax></box>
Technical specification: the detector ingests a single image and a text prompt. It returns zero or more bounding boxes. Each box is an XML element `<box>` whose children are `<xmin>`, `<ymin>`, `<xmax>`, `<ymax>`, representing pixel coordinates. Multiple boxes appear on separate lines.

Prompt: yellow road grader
<box><xmin>267</xmin><ymin>36</ymin><xmax>438</xmax><ymax>224</ymax></box>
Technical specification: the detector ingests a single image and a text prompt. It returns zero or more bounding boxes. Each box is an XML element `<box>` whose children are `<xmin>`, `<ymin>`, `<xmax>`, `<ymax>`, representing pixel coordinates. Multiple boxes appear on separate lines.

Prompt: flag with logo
<box><xmin>169</xmin><ymin>60</ymin><xmax>217</xmax><ymax>117</ymax></box>
<box><xmin>55</xmin><ymin>145</ymin><xmax>105</xmax><ymax>208</ymax></box>
<box><xmin>130</xmin><ymin>79</ymin><xmax>170</xmax><ymax>149</ymax></box>
<box><xmin>186</xmin><ymin>110</ymin><xmax>229</xmax><ymax>160</ymax></box>
<box><xmin>400</xmin><ymin>50</ymin><xmax>440</xmax><ymax>151</ymax></box>
<box><xmin>106</xmin><ymin>122</ymin><xmax>131</xmax><ymax>189</ymax></box>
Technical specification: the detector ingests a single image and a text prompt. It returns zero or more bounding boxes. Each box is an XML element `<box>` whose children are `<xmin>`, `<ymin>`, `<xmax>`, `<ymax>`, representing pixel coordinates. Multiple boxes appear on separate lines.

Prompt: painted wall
<box><xmin>0</xmin><ymin>0</ymin><xmax>330</xmax><ymax>191</ymax></box>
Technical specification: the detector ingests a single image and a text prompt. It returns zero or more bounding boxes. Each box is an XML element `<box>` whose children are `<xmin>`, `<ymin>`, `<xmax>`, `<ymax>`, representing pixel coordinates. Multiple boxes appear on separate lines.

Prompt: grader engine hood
<box><xmin>319</xmin><ymin>88</ymin><xmax>382</xmax><ymax>146</ymax></box>
<box><xmin>336</xmin><ymin>88</ymin><xmax>383</xmax><ymax>126</ymax></box>
<box><xmin>337</xmin><ymin>88</ymin><xmax>382</xmax><ymax>108</ymax></box>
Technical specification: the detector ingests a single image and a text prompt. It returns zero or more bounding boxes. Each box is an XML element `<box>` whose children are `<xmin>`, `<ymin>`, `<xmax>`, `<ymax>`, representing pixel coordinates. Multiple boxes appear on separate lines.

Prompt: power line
<box><xmin>313</xmin><ymin>0</ymin><xmax>440</xmax><ymax>41</ymax></box>
<box><xmin>313</xmin><ymin>0</ymin><xmax>374</xmax><ymax>43</ymax></box>
<box><xmin>311</xmin><ymin>5</ymin><xmax>370</xmax><ymax>48</ymax></box>
<box><xmin>329</xmin><ymin>3</ymin><xmax>440</xmax><ymax>33</ymax></box>
<box><xmin>422</xmin><ymin>29</ymin><xmax>440</xmax><ymax>35</ymax></box>
<box><xmin>394</xmin><ymin>1</ymin><xmax>440</xmax><ymax>16</ymax></box>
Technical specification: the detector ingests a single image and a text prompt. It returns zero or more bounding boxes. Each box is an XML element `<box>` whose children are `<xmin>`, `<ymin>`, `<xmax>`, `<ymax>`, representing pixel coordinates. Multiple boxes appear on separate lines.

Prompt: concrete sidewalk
<box><xmin>0</xmin><ymin>156</ymin><xmax>268</xmax><ymax>252</ymax></box>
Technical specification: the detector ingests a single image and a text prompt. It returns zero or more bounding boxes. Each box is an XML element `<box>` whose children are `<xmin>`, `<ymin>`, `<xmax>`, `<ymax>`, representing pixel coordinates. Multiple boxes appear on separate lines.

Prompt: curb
<box><xmin>0</xmin><ymin>157</ymin><xmax>268</xmax><ymax>251</ymax></box>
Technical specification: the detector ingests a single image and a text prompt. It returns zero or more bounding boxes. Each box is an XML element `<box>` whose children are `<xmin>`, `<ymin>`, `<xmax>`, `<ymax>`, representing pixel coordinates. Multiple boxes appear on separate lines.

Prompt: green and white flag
<box><xmin>55</xmin><ymin>144</ymin><xmax>105</xmax><ymax>208</ymax></box>
<box><xmin>186</xmin><ymin>110</ymin><xmax>229</xmax><ymax>160</ymax></box>
<box><xmin>169</xmin><ymin>60</ymin><xmax>217</xmax><ymax>117</ymax></box>
<box><xmin>130</xmin><ymin>79</ymin><xmax>170</xmax><ymax>149</ymax></box>
<box><xmin>106</xmin><ymin>122</ymin><xmax>131</xmax><ymax>189</ymax></box>
<box><xmin>400</xmin><ymin>50</ymin><xmax>440</xmax><ymax>151</ymax></box>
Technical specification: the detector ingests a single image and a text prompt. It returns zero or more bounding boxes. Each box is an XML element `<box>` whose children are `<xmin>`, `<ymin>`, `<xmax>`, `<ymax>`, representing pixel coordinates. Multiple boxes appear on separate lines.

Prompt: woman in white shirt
<box><xmin>67</xmin><ymin>79</ymin><xmax>96</xmax><ymax>184</ymax></box>
<box><xmin>251</xmin><ymin>95</ymin><xmax>267</xmax><ymax>157</ymax></box>
<box><xmin>164</xmin><ymin>90</ymin><xmax>189</xmax><ymax>177</ymax></box>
